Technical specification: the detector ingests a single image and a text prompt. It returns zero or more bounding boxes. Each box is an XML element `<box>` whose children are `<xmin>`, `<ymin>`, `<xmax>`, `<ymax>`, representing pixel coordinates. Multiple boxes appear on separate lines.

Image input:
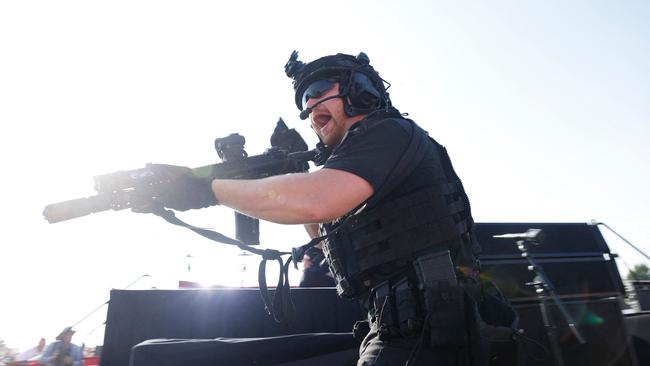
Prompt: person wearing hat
<box><xmin>141</xmin><ymin>51</ymin><xmax>518</xmax><ymax>365</ymax></box>
<box><xmin>40</xmin><ymin>327</ymin><xmax>82</xmax><ymax>366</ymax></box>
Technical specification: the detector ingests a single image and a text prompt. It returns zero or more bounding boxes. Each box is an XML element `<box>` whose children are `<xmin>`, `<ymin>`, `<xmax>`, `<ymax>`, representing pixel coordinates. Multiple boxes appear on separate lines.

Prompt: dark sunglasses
<box><xmin>301</xmin><ymin>79</ymin><xmax>338</xmax><ymax>108</ymax></box>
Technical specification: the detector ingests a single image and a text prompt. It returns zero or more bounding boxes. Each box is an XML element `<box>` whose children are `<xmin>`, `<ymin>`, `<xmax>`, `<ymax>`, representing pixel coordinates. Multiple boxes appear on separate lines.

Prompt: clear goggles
<box><xmin>301</xmin><ymin>79</ymin><xmax>337</xmax><ymax>108</ymax></box>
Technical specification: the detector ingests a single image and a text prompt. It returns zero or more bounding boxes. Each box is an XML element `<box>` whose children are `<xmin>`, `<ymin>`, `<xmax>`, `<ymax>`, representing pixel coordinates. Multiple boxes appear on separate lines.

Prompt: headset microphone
<box><xmin>299</xmin><ymin>108</ymin><xmax>312</xmax><ymax>120</ymax></box>
<box><xmin>298</xmin><ymin>95</ymin><xmax>343</xmax><ymax>120</ymax></box>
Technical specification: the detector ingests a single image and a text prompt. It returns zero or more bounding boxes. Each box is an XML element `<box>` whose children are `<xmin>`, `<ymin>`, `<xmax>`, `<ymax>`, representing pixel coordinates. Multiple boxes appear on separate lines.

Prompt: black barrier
<box><xmin>130</xmin><ymin>333</ymin><xmax>358</xmax><ymax>366</ymax></box>
<box><xmin>475</xmin><ymin>222</ymin><xmax>614</xmax><ymax>258</ymax></box>
<box><xmin>101</xmin><ymin>288</ymin><xmax>364</xmax><ymax>366</ymax></box>
<box><xmin>476</xmin><ymin>222</ymin><xmax>626</xmax><ymax>300</ymax></box>
<box><xmin>625</xmin><ymin>311</ymin><xmax>650</xmax><ymax>365</ymax></box>
<box><xmin>102</xmin><ymin>289</ymin><xmax>640</xmax><ymax>366</ymax></box>
<box><xmin>631</xmin><ymin>281</ymin><xmax>650</xmax><ymax>311</ymax></box>
<box><xmin>481</xmin><ymin>257</ymin><xmax>623</xmax><ymax>301</ymax></box>
<box><xmin>509</xmin><ymin>299</ymin><xmax>635</xmax><ymax>366</ymax></box>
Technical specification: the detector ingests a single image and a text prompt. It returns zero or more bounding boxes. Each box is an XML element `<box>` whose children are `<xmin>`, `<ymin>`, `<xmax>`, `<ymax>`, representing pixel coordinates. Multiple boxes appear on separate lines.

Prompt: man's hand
<box><xmin>304</xmin><ymin>247</ymin><xmax>326</xmax><ymax>269</ymax></box>
<box><xmin>132</xmin><ymin>164</ymin><xmax>218</xmax><ymax>212</ymax></box>
<box><xmin>302</xmin><ymin>253</ymin><xmax>314</xmax><ymax>269</ymax></box>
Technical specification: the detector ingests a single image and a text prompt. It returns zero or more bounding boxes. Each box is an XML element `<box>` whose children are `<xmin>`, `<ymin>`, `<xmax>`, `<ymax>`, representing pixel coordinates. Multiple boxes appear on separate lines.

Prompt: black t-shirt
<box><xmin>324</xmin><ymin>112</ymin><xmax>445</xmax><ymax>205</ymax></box>
<box><xmin>321</xmin><ymin>110</ymin><xmax>470</xmax><ymax>288</ymax></box>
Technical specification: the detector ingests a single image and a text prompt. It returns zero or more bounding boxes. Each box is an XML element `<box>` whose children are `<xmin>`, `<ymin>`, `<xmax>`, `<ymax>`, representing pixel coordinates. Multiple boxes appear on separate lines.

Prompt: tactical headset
<box><xmin>285</xmin><ymin>51</ymin><xmax>391</xmax><ymax>120</ymax></box>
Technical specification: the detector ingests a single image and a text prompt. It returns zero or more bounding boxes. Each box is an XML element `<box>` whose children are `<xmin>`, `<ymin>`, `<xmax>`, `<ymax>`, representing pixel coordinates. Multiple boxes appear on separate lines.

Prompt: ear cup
<box><xmin>348</xmin><ymin>72</ymin><xmax>381</xmax><ymax>110</ymax></box>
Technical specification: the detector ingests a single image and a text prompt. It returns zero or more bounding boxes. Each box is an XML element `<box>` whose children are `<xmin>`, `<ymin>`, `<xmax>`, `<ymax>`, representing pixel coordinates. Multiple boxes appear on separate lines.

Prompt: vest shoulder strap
<box><xmin>365</xmin><ymin>120</ymin><xmax>431</xmax><ymax>209</ymax></box>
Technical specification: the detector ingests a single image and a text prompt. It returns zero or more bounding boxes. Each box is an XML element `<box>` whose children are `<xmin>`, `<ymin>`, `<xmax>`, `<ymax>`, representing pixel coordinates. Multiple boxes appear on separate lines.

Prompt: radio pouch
<box><xmin>414</xmin><ymin>250</ymin><xmax>469</xmax><ymax>347</ymax></box>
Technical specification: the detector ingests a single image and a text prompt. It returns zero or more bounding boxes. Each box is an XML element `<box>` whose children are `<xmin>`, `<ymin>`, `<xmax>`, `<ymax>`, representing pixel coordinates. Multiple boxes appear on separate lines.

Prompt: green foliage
<box><xmin>627</xmin><ymin>263</ymin><xmax>650</xmax><ymax>280</ymax></box>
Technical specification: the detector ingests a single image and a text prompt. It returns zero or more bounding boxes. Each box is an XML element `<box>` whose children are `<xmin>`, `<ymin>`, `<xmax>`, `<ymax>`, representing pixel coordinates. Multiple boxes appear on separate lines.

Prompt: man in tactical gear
<box><xmin>154</xmin><ymin>51</ymin><xmax>505</xmax><ymax>365</ymax></box>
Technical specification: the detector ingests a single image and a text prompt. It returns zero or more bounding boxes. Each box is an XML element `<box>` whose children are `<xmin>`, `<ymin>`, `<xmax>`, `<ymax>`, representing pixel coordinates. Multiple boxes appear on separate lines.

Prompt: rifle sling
<box><xmin>149</xmin><ymin>204</ymin><xmax>328</xmax><ymax>325</ymax></box>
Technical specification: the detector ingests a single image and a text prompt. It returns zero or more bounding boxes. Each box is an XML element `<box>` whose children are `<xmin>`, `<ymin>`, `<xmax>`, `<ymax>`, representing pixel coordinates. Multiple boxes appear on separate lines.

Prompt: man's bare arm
<box><xmin>304</xmin><ymin>223</ymin><xmax>321</xmax><ymax>239</ymax></box>
<box><xmin>211</xmin><ymin>168</ymin><xmax>373</xmax><ymax>224</ymax></box>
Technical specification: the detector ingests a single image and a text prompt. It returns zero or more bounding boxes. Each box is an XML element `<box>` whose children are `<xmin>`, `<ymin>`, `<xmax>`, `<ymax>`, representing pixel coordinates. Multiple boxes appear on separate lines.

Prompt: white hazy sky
<box><xmin>1</xmin><ymin>0</ymin><xmax>649</xmax><ymax>353</ymax></box>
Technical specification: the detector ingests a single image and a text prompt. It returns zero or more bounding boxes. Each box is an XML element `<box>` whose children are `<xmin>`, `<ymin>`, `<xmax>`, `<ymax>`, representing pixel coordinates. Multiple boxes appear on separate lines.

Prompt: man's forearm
<box><xmin>211</xmin><ymin>168</ymin><xmax>373</xmax><ymax>225</ymax></box>
<box><xmin>304</xmin><ymin>223</ymin><xmax>320</xmax><ymax>239</ymax></box>
<box><xmin>211</xmin><ymin>173</ymin><xmax>324</xmax><ymax>224</ymax></box>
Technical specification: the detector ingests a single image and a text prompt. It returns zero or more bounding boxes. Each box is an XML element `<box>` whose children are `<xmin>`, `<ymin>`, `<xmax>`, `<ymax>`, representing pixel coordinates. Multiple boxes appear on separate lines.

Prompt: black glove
<box><xmin>132</xmin><ymin>164</ymin><xmax>218</xmax><ymax>212</ymax></box>
<box><xmin>304</xmin><ymin>246</ymin><xmax>326</xmax><ymax>265</ymax></box>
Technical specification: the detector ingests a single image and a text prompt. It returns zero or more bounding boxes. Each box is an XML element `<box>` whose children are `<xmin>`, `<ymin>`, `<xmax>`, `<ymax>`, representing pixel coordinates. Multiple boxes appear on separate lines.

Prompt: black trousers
<box><xmin>357</xmin><ymin>319</ymin><xmax>475</xmax><ymax>366</ymax></box>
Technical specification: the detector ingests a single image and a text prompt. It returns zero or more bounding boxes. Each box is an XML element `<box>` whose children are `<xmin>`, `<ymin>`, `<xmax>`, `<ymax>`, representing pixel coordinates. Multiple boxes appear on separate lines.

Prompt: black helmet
<box><xmin>285</xmin><ymin>51</ymin><xmax>391</xmax><ymax>117</ymax></box>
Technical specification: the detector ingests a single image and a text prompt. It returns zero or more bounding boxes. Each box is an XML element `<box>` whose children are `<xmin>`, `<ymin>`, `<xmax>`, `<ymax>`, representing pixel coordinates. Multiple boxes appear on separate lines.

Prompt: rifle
<box><xmin>43</xmin><ymin>119</ymin><xmax>333</xmax><ymax>323</ymax></box>
<box><xmin>43</xmin><ymin>119</ymin><xmax>328</xmax><ymax>244</ymax></box>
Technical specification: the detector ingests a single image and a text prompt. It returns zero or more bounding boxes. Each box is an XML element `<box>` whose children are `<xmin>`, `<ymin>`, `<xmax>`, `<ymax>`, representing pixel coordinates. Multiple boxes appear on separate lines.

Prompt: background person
<box><xmin>14</xmin><ymin>338</ymin><xmax>46</xmax><ymax>362</ymax></box>
<box><xmin>40</xmin><ymin>327</ymin><xmax>82</xmax><ymax>366</ymax></box>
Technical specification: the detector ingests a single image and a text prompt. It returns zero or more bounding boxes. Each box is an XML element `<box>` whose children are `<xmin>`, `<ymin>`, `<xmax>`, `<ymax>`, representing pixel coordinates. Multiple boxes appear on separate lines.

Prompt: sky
<box><xmin>1</xmin><ymin>0</ymin><xmax>649</xmax><ymax>353</ymax></box>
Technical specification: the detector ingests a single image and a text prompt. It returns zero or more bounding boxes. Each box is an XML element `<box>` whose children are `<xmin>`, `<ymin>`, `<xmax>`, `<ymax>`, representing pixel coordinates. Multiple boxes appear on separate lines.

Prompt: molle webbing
<box><xmin>340</xmin><ymin>183</ymin><xmax>472</xmax><ymax>276</ymax></box>
<box><xmin>321</xmin><ymin>118</ymin><xmax>482</xmax><ymax>298</ymax></box>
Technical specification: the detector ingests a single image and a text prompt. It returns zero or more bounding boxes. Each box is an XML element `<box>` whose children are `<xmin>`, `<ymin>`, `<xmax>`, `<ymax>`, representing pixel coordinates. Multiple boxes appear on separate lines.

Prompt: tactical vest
<box><xmin>321</xmin><ymin>119</ymin><xmax>481</xmax><ymax>299</ymax></box>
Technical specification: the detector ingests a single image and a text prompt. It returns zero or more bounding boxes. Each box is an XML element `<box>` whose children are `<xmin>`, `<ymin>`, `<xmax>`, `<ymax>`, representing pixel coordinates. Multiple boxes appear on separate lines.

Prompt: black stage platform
<box><xmin>100</xmin><ymin>223</ymin><xmax>641</xmax><ymax>365</ymax></box>
<box><xmin>102</xmin><ymin>288</ymin><xmax>364</xmax><ymax>366</ymax></box>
